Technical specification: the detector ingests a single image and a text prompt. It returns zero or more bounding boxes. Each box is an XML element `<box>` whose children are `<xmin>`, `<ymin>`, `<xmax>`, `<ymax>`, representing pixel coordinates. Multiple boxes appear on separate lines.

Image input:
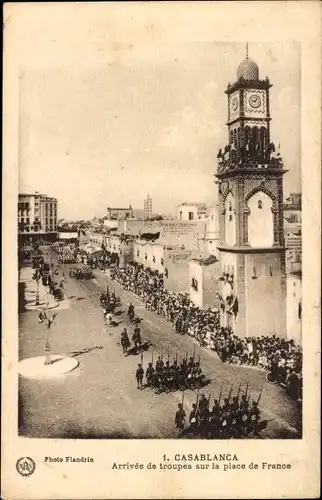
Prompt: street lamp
<box><xmin>35</xmin><ymin>276</ymin><xmax>40</xmax><ymax>305</ymax></box>
<box><xmin>39</xmin><ymin>298</ymin><xmax>57</xmax><ymax>366</ymax></box>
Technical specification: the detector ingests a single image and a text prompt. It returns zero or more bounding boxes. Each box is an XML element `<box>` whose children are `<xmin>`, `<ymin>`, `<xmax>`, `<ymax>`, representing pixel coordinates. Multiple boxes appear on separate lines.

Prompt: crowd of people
<box><xmin>52</xmin><ymin>242</ymin><xmax>78</xmax><ymax>263</ymax></box>
<box><xmin>109</xmin><ymin>262</ymin><xmax>302</xmax><ymax>393</ymax></box>
<box><xmin>175</xmin><ymin>390</ymin><xmax>263</xmax><ymax>438</ymax></box>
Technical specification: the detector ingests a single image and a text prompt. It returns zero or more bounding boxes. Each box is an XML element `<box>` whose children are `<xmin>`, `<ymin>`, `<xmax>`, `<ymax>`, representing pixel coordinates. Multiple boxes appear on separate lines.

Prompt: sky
<box><xmin>19</xmin><ymin>41</ymin><xmax>301</xmax><ymax>220</ymax></box>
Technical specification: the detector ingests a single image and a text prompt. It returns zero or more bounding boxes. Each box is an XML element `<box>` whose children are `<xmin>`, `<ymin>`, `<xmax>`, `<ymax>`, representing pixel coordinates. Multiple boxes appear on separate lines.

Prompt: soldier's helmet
<box><xmin>178</xmin><ymin>403</ymin><xmax>182</xmax><ymax>409</ymax></box>
<box><xmin>192</xmin><ymin>403</ymin><xmax>196</xmax><ymax>409</ymax></box>
<box><xmin>242</xmin><ymin>394</ymin><xmax>247</xmax><ymax>401</ymax></box>
<box><xmin>138</xmin><ymin>364</ymin><xmax>141</xmax><ymax>368</ymax></box>
<box><xmin>252</xmin><ymin>401</ymin><xmax>257</xmax><ymax>406</ymax></box>
<box><xmin>214</xmin><ymin>399</ymin><xmax>218</xmax><ymax>405</ymax></box>
<box><xmin>148</xmin><ymin>362</ymin><xmax>152</xmax><ymax>367</ymax></box>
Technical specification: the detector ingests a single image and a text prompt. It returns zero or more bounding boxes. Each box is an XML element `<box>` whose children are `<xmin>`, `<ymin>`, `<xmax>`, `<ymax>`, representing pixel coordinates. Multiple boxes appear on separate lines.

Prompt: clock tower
<box><xmin>215</xmin><ymin>47</ymin><xmax>287</xmax><ymax>338</ymax></box>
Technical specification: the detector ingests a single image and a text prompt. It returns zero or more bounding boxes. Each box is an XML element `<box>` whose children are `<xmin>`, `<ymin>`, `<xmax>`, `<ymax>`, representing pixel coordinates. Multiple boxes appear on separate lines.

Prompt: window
<box><xmin>258</xmin><ymin>200</ymin><xmax>263</xmax><ymax>209</ymax></box>
<box><xmin>188</xmin><ymin>212</ymin><xmax>194</xmax><ymax>220</ymax></box>
<box><xmin>252</xmin><ymin>267</ymin><xmax>257</xmax><ymax>279</ymax></box>
<box><xmin>164</xmin><ymin>268</ymin><xmax>168</xmax><ymax>278</ymax></box>
<box><xmin>179</xmin><ymin>211</ymin><xmax>183</xmax><ymax>220</ymax></box>
<box><xmin>269</xmin><ymin>266</ymin><xmax>273</xmax><ymax>276</ymax></box>
<box><xmin>229</xmin><ymin>215</ymin><xmax>233</xmax><ymax>222</ymax></box>
<box><xmin>229</xmin><ymin>202</ymin><xmax>232</xmax><ymax>212</ymax></box>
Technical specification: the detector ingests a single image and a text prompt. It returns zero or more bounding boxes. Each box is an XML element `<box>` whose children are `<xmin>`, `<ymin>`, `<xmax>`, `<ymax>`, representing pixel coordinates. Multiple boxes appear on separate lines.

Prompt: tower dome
<box><xmin>237</xmin><ymin>57</ymin><xmax>259</xmax><ymax>81</ymax></box>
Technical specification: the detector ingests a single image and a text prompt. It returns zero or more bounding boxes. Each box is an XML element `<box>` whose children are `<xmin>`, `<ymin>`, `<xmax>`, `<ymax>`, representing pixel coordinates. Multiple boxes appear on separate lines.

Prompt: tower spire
<box><xmin>246</xmin><ymin>42</ymin><xmax>249</xmax><ymax>59</ymax></box>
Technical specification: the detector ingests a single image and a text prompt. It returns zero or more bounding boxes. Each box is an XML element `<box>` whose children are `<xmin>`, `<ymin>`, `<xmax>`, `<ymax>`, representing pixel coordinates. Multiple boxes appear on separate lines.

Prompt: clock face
<box><xmin>248</xmin><ymin>94</ymin><xmax>261</xmax><ymax>109</ymax></box>
<box><xmin>231</xmin><ymin>96</ymin><xmax>239</xmax><ymax>112</ymax></box>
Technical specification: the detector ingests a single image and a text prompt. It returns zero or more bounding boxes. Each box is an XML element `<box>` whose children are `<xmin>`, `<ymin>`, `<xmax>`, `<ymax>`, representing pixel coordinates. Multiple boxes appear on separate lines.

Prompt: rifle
<box><xmin>247</xmin><ymin>386</ymin><xmax>252</xmax><ymax>403</ymax></box>
<box><xmin>196</xmin><ymin>389</ymin><xmax>200</xmax><ymax>408</ymax></box>
<box><xmin>167</xmin><ymin>350</ymin><xmax>170</xmax><ymax>364</ymax></box>
<box><xmin>181</xmin><ymin>391</ymin><xmax>185</xmax><ymax>406</ymax></box>
<box><xmin>175</xmin><ymin>351</ymin><xmax>178</xmax><ymax>364</ymax></box>
<box><xmin>185</xmin><ymin>350</ymin><xmax>188</xmax><ymax>363</ymax></box>
<box><xmin>192</xmin><ymin>345</ymin><xmax>196</xmax><ymax>362</ymax></box>
<box><xmin>141</xmin><ymin>351</ymin><xmax>144</xmax><ymax>366</ymax></box>
<box><xmin>245</xmin><ymin>381</ymin><xmax>249</xmax><ymax>400</ymax></box>
<box><xmin>236</xmin><ymin>383</ymin><xmax>241</xmax><ymax>402</ymax></box>
<box><xmin>208</xmin><ymin>393</ymin><xmax>212</xmax><ymax>409</ymax></box>
<box><xmin>218</xmin><ymin>382</ymin><xmax>224</xmax><ymax>406</ymax></box>
<box><xmin>227</xmin><ymin>384</ymin><xmax>233</xmax><ymax>403</ymax></box>
<box><xmin>151</xmin><ymin>351</ymin><xmax>154</xmax><ymax>365</ymax></box>
<box><xmin>256</xmin><ymin>387</ymin><xmax>263</xmax><ymax>405</ymax></box>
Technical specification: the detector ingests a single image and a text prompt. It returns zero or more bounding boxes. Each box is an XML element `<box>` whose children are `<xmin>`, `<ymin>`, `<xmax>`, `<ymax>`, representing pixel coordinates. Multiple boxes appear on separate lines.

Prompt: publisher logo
<box><xmin>16</xmin><ymin>457</ymin><xmax>36</xmax><ymax>477</ymax></box>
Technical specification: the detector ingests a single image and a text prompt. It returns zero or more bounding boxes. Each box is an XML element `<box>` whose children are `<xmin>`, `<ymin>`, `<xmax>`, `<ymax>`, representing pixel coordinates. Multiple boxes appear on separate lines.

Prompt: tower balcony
<box><xmin>216</xmin><ymin>158</ymin><xmax>286</xmax><ymax>178</ymax></box>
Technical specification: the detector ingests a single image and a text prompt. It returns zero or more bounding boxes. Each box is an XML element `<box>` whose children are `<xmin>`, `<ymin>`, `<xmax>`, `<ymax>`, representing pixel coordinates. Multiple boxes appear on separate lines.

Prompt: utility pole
<box><xmin>35</xmin><ymin>276</ymin><xmax>40</xmax><ymax>305</ymax></box>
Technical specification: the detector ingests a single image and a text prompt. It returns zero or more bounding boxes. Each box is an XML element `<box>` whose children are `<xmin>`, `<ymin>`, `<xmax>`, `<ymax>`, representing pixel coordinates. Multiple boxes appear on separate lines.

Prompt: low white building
<box><xmin>177</xmin><ymin>202</ymin><xmax>208</xmax><ymax>221</ymax></box>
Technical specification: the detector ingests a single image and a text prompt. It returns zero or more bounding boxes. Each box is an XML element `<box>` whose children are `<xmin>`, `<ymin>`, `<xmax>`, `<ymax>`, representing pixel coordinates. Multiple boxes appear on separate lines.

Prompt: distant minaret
<box><xmin>144</xmin><ymin>193</ymin><xmax>152</xmax><ymax>221</ymax></box>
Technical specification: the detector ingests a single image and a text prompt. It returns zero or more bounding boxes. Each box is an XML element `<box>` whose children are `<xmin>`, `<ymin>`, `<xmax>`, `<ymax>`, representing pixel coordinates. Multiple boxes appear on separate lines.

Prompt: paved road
<box><xmin>18</xmin><ymin>252</ymin><xmax>301</xmax><ymax>439</ymax></box>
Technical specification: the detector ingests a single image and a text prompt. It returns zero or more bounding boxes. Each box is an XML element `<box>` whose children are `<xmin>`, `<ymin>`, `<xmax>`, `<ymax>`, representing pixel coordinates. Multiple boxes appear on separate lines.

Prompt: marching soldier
<box><xmin>189</xmin><ymin>403</ymin><xmax>199</xmax><ymax>436</ymax></box>
<box><xmin>120</xmin><ymin>328</ymin><xmax>131</xmax><ymax>355</ymax></box>
<box><xmin>199</xmin><ymin>401</ymin><xmax>210</xmax><ymax>438</ymax></box>
<box><xmin>239</xmin><ymin>395</ymin><xmax>250</xmax><ymax>436</ymax></box>
<box><xmin>194</xmin><ymin>362</ymin><xmax>204</xmax><ymax>389</ymax></box>
<box><xmin>135</xmin><ymin>364</ymin><xmax>144</xmax><ymax>389</ymax></box>
<box><xmin>248</xmin><ymin>400</ymin><xmax>260</xmax><ymax>435</ymax></box>
<box><xmin>175</xmin><ymin>403</ymin><xmax>186</xmax><ymax>436</ymax></box>
<box><xmin>132</xmin><ymin>325</ymin><xmax>142</xmax><ymax>349</ymax></box>
<box><xmin>146</xmin><ymin>362</ymin><xmax>155</xmax><ymax>387</ymax></box>
<box><xmin>128</xmin><ymin>303</ymin><xmax>135</xmax><ymax>322</ymax></box>
<box><xmin>220</xmin><ymin>398</ymin><xmax>231</xmax><ymax>438</ymax></box>
<box><xmin>187</xmin><ymin>356</ymin><xmax>196</xmax><ymax>371</ymax></box>
<box><xmin>209</xmin><ymin>399</ymin><xmax>221</xmax><ymax>438</ymax></box>
<box><xmin>155</xmin><ymin>356</ymin><xmax>164</xmax><ymax>372</ymax></box>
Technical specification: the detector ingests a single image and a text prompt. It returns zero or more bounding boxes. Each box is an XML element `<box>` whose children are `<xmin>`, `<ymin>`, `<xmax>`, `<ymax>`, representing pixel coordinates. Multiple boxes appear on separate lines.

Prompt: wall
<box><xmin>245</xmin><ymin>252</ymin><xmax>286</xmax><ymax>338</ymax></box>
<box><xmin>163</xmin><ymin>249</ymin><xmax>192</xmax><ymax>294</ymax></box>
<box><xmin>286</xmin><ymin>274</ymin><xmax>302</xmax><ymax>345</ymax></box>
<box><xmin>202</xmin><ymin>263</ymin><xmax>221</xmax><ymax>309</ymax></box>
<box><xmin>120</xmin><ymin>241</ymin><xmax>134</xmax><ymax>267</ymax></box>
<box><xmin>104</xmin><ymin>220</ymin><xmax>118</xmax><ymax>230</ymax></box>
<box><xmin>160</xmin><ymin>220</ymin><xmax>207</xmax><ymax>250</ymax></box>
<box><xmin>122</xmin><ymin>219</ymin><xmax>162</xmax><ymax>236</ymax></box>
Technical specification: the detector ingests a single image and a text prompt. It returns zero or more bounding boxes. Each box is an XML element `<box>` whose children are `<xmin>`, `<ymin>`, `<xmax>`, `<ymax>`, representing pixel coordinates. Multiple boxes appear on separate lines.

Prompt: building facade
<box><xmin>177</xmin><ymin>202</ymin><xmax>208</xmax><ymax>221</ymax></box>
<box><xmin>106</xmin><ymin>206</ymin><xmax>133</xmax><ymax>220</ymax></box>
<box><xmin>214</xmin><ymin>51</ymin><xmax>287</xmax><ymax>338</ymax></box>
<box><xmin>18</xmin><ymin>192</ymin><xmax>58</xmax><ymax>244</ymax></box>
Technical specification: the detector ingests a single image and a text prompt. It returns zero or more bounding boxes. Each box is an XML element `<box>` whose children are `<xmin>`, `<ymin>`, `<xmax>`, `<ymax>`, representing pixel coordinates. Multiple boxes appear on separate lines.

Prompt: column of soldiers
<box><xmin>135</xmin><ymin>353</ymin><xmax>207</xmax><ymax>394</ymax></box>
<box><xmin>175</xmin><ymin>384</ymin><xmax>262</xmax><ymax>438</ymax></box>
